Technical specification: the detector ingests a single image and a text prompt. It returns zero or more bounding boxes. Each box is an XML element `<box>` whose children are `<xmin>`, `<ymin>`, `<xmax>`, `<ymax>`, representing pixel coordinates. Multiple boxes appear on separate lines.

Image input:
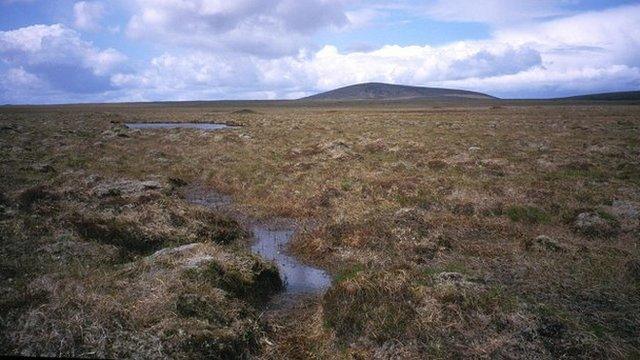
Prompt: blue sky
<box><xmin>1</xmin><ymin>0</ymin><xmax>639</xmax><ymax>104</ymax></box>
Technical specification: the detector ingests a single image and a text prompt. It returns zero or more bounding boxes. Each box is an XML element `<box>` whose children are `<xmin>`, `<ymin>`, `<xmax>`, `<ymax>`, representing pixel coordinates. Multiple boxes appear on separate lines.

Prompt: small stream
<box><xmin>129</xmin><ymin>121</ymin><xmax>332</xmax><ymax>296</ymax></box>
<box><xmin>251</xmin><ymin>225</ymin><xmax>331</xmax><ymax>294</ymax></box>
<box><xmin>183</xmin><ymin>185</ymin><xmax>331</xmax><ymax>295</ymax></box>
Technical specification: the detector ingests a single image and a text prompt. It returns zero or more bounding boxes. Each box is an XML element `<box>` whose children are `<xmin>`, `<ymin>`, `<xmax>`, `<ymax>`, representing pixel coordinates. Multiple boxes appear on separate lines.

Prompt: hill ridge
<box><xmin>302</xmin><ymin>82</ymin><xmax>497</xmax><ymax>101</ymax></box>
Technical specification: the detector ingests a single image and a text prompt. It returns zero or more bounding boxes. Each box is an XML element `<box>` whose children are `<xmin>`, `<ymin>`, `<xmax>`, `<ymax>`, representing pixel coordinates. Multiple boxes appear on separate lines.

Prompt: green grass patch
<box><xmin>505</xmin><ymin>205</ymin><xmax>550</xmax><ymax>224</ymax></box>
<box><xmin>335</xmin><ymin>264</ymin><xmax>365</xmax><ymax>283</ymax></box>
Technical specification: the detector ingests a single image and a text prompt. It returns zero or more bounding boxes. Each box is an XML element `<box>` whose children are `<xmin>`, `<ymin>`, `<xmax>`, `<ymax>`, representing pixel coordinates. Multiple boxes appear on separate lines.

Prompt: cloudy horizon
<box><xmin>1</xmin><ymin>0</ymin><xmax>639</xmax><ymax>104</ymax></box>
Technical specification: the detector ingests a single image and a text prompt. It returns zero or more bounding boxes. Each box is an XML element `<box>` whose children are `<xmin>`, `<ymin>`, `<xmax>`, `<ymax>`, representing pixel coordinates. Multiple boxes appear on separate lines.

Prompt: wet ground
<box><xmin>251</xmin><ymin>225</ymin><xmax>331</xmax><ymax>294</ymax></box>
<box><xmin>182</xmin><ymin>185</ymin><xmax>331</xmax><ymax>296</ymax></box>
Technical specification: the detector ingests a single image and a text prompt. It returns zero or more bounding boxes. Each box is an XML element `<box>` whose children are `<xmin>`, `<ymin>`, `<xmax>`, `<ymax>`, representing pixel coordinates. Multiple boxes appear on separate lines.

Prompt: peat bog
<box><xmin>1</xmin><ymin>101</ymin><xmax>639</xmax><ymax>358</ymax></box>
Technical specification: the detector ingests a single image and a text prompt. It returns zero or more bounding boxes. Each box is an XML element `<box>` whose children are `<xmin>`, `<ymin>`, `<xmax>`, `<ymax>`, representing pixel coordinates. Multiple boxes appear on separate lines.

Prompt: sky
<box><xmin>1</xmin><ymin>0</ymin><xmax>639</xmax><ymax>104</ymax></box>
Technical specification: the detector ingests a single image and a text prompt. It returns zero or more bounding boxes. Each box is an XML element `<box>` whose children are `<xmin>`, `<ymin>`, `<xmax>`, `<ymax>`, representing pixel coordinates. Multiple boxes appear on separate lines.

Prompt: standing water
<box><xmin>182</xmin><ymin>186</ymin><xmax>331</xmax><ymax>295</ymax></box>
<box><xmin>251</xmin><ymin>225</ymin><xmax>331</xmax><ymax>294</ymax></box>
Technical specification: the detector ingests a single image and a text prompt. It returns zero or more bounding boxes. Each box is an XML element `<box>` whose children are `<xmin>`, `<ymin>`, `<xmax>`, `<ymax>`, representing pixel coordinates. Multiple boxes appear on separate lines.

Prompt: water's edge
<box><xmin>183</xmin><ymin>186</ymin><xmax>331</xmax><ymax>296</ymax></box>
<box><xmin>251</xmin><ymin>224</ymin><xmax>331</xmax><ymax>294</ymax></box>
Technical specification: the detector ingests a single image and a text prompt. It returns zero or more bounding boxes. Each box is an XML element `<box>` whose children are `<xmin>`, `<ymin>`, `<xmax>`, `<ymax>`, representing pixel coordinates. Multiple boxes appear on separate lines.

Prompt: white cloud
<box><xmin>74</xmin><ymin>1</ymin><xmax>106</xmax><ymax>31</ymax></box>
<box><xmin>433</xmin><ymin>65</ymin><xmax>640</xmax><ymax>98</ymax></box>
<box><xmin>2</xmin><ymin>2</ymin><xmax>640</xmax><ymax>103</ymax></box>
<box><xmin>0</xmin><ymin>24</ymin><xmax>126</xmax><ymax>95</ymax></box>
<box><xmin>494</xmin><ymin>4</ymin><xmax>640</xmax><ymax>68</ymax></box>
<box><xmin>108</xmin><ymin>4</ymin><xmax>640</xmax><ymax>100</ymax></box>
<box><xmin>125</xmin><ymin>0</ymin><xmax>349</xmax><ymax>57</ymax></box>
<box><xmin>107</xmin><ymin>42</ymin><xmax>542</xmax><ymax>100</ymax></box>
<box><xmin>2</xmin><ymin>67</ymin><xmax>44</xmax><ymax>88</ymax></box>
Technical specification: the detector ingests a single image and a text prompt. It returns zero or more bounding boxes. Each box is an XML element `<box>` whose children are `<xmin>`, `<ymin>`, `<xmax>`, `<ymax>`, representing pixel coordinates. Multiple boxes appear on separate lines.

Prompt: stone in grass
<box><xmin>573</xmin><ymin>212</ymin><xmax>618</xmax><ymax>238</ymax></box>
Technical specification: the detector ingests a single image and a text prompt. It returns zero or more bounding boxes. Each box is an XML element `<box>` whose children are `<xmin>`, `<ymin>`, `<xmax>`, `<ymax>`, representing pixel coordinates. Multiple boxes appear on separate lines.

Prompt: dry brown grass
<box><xmin>1</xmin><ymin>102</ymin><xmax>639</xmax><ymax>358</ymax></box>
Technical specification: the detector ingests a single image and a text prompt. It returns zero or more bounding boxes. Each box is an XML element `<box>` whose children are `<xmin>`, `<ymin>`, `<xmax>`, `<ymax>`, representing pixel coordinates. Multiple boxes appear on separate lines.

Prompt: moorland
<box><xmin>1</xmin><ymin>98</ymin><xmax>639</xmax><ymax>358</ymax></box>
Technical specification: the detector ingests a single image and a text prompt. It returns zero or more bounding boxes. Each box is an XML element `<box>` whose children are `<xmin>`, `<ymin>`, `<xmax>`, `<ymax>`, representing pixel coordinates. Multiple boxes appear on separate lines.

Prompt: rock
<box><xmin>524</xmin><ymin>235</ymin><xmax>567</xmax><ymax>252</ymax></box>
<box><xmin>574</xmin><ymin>212</ymin><xmax>618</xmax><ymax>237</ymax></box>
<box><xmin>468</xmin><ymin>146</ymin><xmax>481</xmax><ymax>152</ymax></box>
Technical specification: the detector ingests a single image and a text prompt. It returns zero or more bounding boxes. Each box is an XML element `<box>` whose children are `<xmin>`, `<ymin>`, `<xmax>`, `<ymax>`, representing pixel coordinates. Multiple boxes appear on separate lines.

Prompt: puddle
<box><xmin>183</xmin><ymin>186</ymin><xmax>332</xmax><ymax>296</ymax></box>
<box><xmin>125</xmin><ymin>123</ymin><xmax>234</xmax><ymax>131</ymax></box>
<box><xmin>251</xmin><ymin>225</ymin><xmax>331</xmax><ymax>294</ymax></box>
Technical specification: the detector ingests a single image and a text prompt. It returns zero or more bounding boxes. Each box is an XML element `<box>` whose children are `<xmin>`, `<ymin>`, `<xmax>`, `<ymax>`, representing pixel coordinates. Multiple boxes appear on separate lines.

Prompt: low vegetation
<box><xmin>1</xmin><ymin>102</ymin><xmax>639</xmax><ymax>358</ymax></box>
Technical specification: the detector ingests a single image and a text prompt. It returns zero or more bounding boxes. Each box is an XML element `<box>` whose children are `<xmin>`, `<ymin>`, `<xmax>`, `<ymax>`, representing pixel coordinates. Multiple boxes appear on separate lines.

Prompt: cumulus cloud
<box><xmin>74</xmin><ymin>1</ymin><xmax>106</xmax><ymax>31</ymax></box>
<box><xmin>107</xmin><ymin>42</ymin><xmax>542</xmax><ymax>101</ymax></box>
<box><xmin>433</xmin><ymin>65</ymin><xmax>640</xmax><ymax>98</ymax></box>
<box><xmin>108</xmin><ymin>4</ymin><xmax>640</xmax><ymax>101</ymax></box>
<box><xmin>2</xmin><ymin>1</ymin><xmax>640</xmax><ymax>103</ymax></box>
<box><xmin>125</xmin><ymin>0</ymin><xmax>349</xmax><ymax>57</ymax></box>
<box><xmin>0</xmin><ymin>24</ymin><xmax>126</xmax><ymax>97</ymax></box>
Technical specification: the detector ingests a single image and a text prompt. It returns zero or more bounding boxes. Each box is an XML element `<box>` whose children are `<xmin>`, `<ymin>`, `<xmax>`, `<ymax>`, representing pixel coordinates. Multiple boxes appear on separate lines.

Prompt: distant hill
<box><xmin>560</xmin><ymin>91</ymin><xmax>640</xmax><ymax>101</ymax></box>
<box><xmin>302</xmin><ymin>82</ymin><xmax>497</xmax><ymax>101</ymax></box>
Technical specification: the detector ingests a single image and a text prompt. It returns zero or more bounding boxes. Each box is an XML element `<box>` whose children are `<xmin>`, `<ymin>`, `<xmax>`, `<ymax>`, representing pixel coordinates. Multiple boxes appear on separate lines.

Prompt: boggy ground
<box><xmin>0</xmin><ymin>101</ymin><xmax>639</xmax><ymax>358</ymax></box>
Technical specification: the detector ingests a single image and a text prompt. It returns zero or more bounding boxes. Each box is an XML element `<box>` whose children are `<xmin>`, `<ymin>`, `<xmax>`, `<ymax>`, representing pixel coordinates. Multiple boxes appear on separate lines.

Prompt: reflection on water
<box><xmin>251</xmin><ymin>226</ymin><xmax>331</xmax><ymax>294</ymax></box>
<box><xmin>125</xmin><ymin>123</ymin><xmax>233</xmax><ymax>131</ymax></box>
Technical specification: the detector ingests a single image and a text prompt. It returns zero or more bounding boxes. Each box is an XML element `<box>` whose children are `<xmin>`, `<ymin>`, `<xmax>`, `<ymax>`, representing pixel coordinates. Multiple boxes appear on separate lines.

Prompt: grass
<box><xmin>505</xmin><ymin>205</ymin><xmax>551</xmax><ymax>224</ymax></box>
<box><xmin>1</xmin><ymin>102</ymin><xmax>639</xmax><ymax>358</ymax></box>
